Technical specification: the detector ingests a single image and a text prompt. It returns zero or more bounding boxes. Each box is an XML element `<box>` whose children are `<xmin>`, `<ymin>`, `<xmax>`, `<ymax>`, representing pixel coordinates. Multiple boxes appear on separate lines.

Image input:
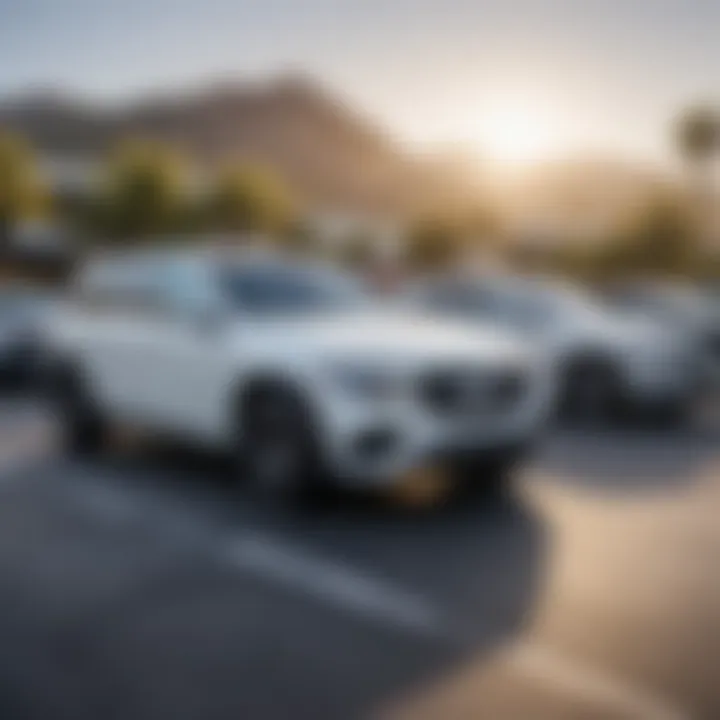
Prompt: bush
<box><xmin>93</xmin><ymin>140</ymin><xmax>188</xmax><ymax>241</ymax></box>
<box><xmin>205</xmin><ymin>165</ymin><xmax>295</xmax><ymax>237</ymax></box>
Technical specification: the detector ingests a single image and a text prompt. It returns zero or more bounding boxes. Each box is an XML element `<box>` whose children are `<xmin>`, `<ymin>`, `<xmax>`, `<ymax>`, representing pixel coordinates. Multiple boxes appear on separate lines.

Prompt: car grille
<box><xmin>419</xmin><ymin>367</ymin><xmax>527</xmax><ymax>418</ymax></box>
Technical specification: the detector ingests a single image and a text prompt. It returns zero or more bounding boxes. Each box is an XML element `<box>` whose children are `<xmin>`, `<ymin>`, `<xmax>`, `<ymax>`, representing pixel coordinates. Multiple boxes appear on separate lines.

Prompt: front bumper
<box><xmin>316</xmin><ymin>383</ymin><xmax>550</xmax><ymax>488</ymax></box>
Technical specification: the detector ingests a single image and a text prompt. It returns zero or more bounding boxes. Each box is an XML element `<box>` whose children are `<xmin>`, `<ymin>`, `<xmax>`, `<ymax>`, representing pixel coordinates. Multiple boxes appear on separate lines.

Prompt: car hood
<box><xmin>245</xmin><ymin>310</ymin><xmax>530</xmax><ymax>368</ymax></box>
<box><xmin>550</xmin><ymin>305</ymin><xmax>678</xmax><ymax>354</ymax></box>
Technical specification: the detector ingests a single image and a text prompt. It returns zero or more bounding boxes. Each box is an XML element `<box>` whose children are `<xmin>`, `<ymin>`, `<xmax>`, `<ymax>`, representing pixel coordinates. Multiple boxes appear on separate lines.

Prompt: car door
<box><xmin>129</xmin><ymin>259</ymin><xmax>239</xmax><ymax>443</ymax></box>
<box><xmin>71</xmin><ymin>259</ymin><xmax>166</xmax><ymax>422</ymax></box>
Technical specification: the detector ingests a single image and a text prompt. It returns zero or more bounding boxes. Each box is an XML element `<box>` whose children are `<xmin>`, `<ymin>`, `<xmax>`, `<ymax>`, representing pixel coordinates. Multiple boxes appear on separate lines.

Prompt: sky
<box><xmin>0</xmin><ymin>0</ymin><xmax>718</xmax><ymax>166</ymax></box>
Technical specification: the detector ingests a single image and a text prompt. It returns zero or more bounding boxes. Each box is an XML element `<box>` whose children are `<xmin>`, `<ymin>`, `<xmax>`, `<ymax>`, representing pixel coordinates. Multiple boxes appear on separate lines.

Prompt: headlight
<box><xmin>329</xmin><ymin>363</ymin><xmax>399</xmax><ymax>399</ymax></box>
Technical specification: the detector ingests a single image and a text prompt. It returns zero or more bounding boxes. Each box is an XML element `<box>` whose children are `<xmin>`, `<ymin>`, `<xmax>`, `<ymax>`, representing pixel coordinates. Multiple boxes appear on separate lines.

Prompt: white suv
<box><xmin>42</xmin><ymin>250</ymin><xmax>550</xmax><ymax>500</ymax></box>
<box><xmin>604</xmin><ymin>281</ymin><xmax>720</xmax><ymax>395</ymax></box>
<box><xmin>407</xmin><ymin>274</ymin><xmax>698</xmax><ymax>424</ymax></box>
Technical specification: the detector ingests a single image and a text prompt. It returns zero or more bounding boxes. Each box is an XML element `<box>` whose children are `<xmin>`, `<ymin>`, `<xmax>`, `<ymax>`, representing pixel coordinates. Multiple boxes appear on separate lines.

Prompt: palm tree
<box><xmin>675</xmin><ymin>105</ymin><xmax>720</xmax><ymax>245</ymax></box>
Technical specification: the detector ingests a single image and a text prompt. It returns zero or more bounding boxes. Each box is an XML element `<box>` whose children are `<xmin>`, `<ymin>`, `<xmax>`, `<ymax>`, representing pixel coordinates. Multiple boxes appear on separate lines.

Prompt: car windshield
<box><xmin>488</xmin><ymin>281</ymin><xmax>598</xmax><ymax>330</ymax></box>
<box><xmin>605</xmin><ymin>286</ymin><xmax>707</xmax><ymax>324</ymax></box>
<box><xmin>494</xmin><ymin>284</ymin><xmax>560</xmax><ymax>328</ymax></box>
<box><xmin>219</xmin><ymin>264</ymin><xmax>370</xmax><ymax>314</ymax></box>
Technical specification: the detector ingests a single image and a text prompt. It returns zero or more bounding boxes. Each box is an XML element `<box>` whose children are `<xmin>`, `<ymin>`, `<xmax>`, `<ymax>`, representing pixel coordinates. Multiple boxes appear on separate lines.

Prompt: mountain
<box><xmin>0</xmin><ymin>76</ymin><xmax>453</xmax><ymax>217</ymax></box>
<box><xmin>0</xmin><ymin>78</ymin><xmax>670</xmax><ymax>236</ymax></box>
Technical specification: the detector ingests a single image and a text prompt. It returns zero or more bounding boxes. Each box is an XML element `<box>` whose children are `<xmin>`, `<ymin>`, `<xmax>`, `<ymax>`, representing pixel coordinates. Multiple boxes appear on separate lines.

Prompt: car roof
<box><xmin>412</xmin><ymin>271</ymin><xmax>579</xmax><ymax>297</ymax></box>
<box><xmin>75</xmin><ymin>245</ymin><xmax>355</xmax><ymax>293</ymax></box>
<box><xmin>79</xmin><ymin>244</ymin><xmax>295</xmax><ymax>272</ymax></box>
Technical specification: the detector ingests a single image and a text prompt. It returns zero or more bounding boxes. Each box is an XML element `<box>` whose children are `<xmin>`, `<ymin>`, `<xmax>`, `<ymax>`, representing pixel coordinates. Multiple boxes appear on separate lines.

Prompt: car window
<box><xmin>492</xmin><ymin>287</ymin><xmax>554</xmax><ymax>329</ymax></box>
<box><xmin>419</xmin><ymin>281</ymin><xmax>547</xmax><ymax>327</ymax></box>
<box><xmin>606</xmin><ymin>287</ymin><xmax>704</xmax><ymax>325</ymax></box>
<box><xmin>158</xmin><ymin>260</ymin><xmax>220</xmax><ymax>317</ymax></box>
<box><xmin>75</xmin><ymin>261</ymin><xmax>132</xmax><ymax>310</ymax></box>
<box><xmin>419</xmin><ymin>283</ymin><xmax>495</xmax><ymax>318</ymax></box>
<box><xmin>76</xmin><ymin>258</ymin><xmax>171</xmax><ymax>314</ymax></box>
<box><xmin>421</xmin><ymin>280</ymin><xmax>562</xmax><ymax>331</ymax></box>
<box><xmin>218</xmin><ymin>264</ymin><xmax>367</xmax><ymax>314</ymax></box>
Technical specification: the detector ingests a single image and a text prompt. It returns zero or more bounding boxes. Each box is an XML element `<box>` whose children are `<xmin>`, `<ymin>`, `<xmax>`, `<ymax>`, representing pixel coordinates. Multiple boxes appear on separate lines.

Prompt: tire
<box><xmin>236</xmin><ymin>383</ymin><xmax>325</xmax><ymax>503</ymax></box>
<box><xmin>635</xmin><ymin>396</ymin><xmax>693</xmax><ymax>431</ymax></box>
<box><xmin>49</xmin><ymin>363</ymin><xmax>108</xmax><ymax>456</ymax></box>
<box><xmin>558</xmin><ymin>356</ymin><xmax>623</xmax><ymax>426</ymax></box>
<box><xmin>453</xmin><ymin>447</ymin><xmax>526</xmax><ymax>503</ymax></box>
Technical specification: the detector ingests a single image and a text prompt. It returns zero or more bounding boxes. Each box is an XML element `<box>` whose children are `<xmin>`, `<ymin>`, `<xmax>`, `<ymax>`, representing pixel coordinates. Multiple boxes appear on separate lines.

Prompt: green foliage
<box><xmin>273</xmin><ymin>219</ymin><xmax>321</xmax><ymax>256</ymax></box>
<box><xmin>404</xmin><ymin>217</ymin><xmax>460</xmax><ymax>271</ymax></box>
<box><xmin>206</xmin><ymin>165</ymin><xmax>294</xmax><ymax>236</ymax></box>
<box><xmin>336</xmin><ymin>231</ymin><xmax>378</xmax><ymax>272</ymax></box>
<box><xmin>675</xmin><ymin>106</ymin><xmax>720</xmax><ymax>162</ymax></box>
<box><xmin>0</xmin><ymin>131</ymin><xmax>47</xmax><ymax>240</ymax></box>
<box><xmin>96</xmin><ymin>140</ymin><xmax>188</xmax><ymax>241</ymax></box>
<box><xmin>593</xmin><ymin>193</ymin><xmax>697</xmax><ymax>279</ymax></box>
<box><xmin>403</xmin><ymin>201</ymin><xmax>500</xmax><ymax>272</ymax></box>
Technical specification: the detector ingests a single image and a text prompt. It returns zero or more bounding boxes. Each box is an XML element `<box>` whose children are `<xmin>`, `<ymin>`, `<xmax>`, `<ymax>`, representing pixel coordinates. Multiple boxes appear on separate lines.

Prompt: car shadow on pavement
<box><xmin>1</xmin><ymin>396</ymin><xmax>715</xmax><ymax>719</ymax></box>
<box><xmin>535</xmin><ymin>423</ymin><xmax>720</xmax><ymax>495</ymax></box>
<box><xmin>27</xmin><ymin>442</ymin><xmax>551</xmax><ymax>720</ymax></box>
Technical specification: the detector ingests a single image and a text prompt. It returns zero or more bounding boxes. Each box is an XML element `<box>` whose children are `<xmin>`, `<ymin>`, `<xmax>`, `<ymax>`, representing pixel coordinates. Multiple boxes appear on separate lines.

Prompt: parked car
<box><xmin>0</xmin><ymin>285</ymin><xmax>54</xmax><ymax>386</ymax></box>
<box><xmin>604</xmin><ymin>281</ymin><xmax>720</xmax><ymax>395</ymax></box>
<box><xmin>405</xmin><ymin>274</ymin><xmax>697</xmax><ymax>424</ymax></box>
<box><xmin>41</xmin><ymin>250</ymin><xmax>551</xmax><ymax>501</ymax></box>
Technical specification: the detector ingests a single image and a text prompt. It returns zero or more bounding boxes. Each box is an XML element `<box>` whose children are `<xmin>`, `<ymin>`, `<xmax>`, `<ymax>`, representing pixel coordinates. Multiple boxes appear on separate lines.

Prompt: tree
<box><xmin>676</xmin><ymin>105</ymin><xmax>720</xmax><ymax>167</ymax></box>
<box><xmin>0</xmin><ymin>131</ymin><xmax>47</xmax><ymax>245</ymax></box>
<box><xmin>96</xmin><ymin>140</ymin><xmax>188</xmax><ymax>241</ymax></box>
<box><xmin>336</xmin><ymin>230</ymin><xmax>378</xmax><ymax>272</ymax></box>
<box><xmin>206</xmin><ymin>165</ymin><xmax>294</xmax><ymax>237</ymax></box>
<box><xmin>404</xmin><ymin>217</ymin><xmax>460</xmax><ymax>272</ymax></box>
<box><xmin>275</xmin><ymin>219</ymin><xmax>322</xmax><ymax>256</ymax></box>
<box><xmin>598</xmin><ymin>192</ymin><xmax>696</xmax><ymax>278</ymax></box>
<box><xmin>675</xmin><ymin>105</ymin><xmax>720</xmax><ymax>243</ymax></box>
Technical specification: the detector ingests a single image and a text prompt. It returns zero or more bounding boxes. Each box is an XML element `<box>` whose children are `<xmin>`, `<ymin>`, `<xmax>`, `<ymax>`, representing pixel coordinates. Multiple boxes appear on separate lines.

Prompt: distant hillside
<box><xmin>0</xmin><ymin>77</ymin><xmax>671</xmax><ymax>235</ymax></box>
<box><xmin>0</xmin><ymin>76</ymin><xmax>451</xmax><ymax>217</ymax></box>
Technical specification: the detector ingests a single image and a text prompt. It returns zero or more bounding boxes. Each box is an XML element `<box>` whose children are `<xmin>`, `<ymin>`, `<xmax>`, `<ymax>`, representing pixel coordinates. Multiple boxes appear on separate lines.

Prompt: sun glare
<box><xmin>474</xmin><ymin>98</ymin><xmax>560</xmax><ymax>168</ymax></box>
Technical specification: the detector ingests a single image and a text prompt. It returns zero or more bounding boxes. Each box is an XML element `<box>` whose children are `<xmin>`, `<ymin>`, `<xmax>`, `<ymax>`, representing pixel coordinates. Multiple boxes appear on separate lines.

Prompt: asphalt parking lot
<box><xmin>0</xmin><ymin>398</ymin><xmax>718</xmax><ymax>719</ymax></box>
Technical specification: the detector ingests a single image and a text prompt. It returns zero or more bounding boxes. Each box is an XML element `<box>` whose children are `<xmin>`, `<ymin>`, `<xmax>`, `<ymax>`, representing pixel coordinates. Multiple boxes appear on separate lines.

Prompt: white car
<box><xmin>605</xmin><ymin>281</ymin><xmax>720</xmax><ymax>395</ymax></box>
<box><xmin>0</xmin><ymin>286</ymin><xmax>53</xmax><ymax>384</ymax></box>
<box><xmin>406</xmin><ymin>275</ymin><xmax>698</xmax><ymax>424</ymax></box>
<box><xmin>41</xmin><ymin>250</ymin><xmax>550</xmax><ymax>500</ymax></box>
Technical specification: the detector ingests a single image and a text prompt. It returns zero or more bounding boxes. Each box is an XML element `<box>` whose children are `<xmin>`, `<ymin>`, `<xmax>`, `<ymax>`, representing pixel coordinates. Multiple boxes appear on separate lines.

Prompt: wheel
<box><xmin>636</xmin><ymin>396</ymin><xmax>694</xmax><ymax>431</ymax></box>
<box><xmin>558</xmin><ymin>356</ymin><xmax>622</xmax><ymax>426</ymax></box>
<box><xmin>453</xmin><ymin>447</ymin><xmax>526</xmax><ymax>503</ymax></box>
<box><xmin>237</xmin><ymin>383</ymin><xmax>325</xmax><ymax>503</ymax></box>
<box><xmin>48</xmin><ymin>363</ymin><xmax>108</xmax><ymax>456</ymax></box>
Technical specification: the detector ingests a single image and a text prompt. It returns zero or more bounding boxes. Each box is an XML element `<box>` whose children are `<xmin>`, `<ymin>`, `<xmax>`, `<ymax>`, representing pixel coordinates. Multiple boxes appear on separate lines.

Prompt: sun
<box><xmin>474</xmin><ymin>99</ymin><xmax>560</xmax><ymax>167</ymax></box>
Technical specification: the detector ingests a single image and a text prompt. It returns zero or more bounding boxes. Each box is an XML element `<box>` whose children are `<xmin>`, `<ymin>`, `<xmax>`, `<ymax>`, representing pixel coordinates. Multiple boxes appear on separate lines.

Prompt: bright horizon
<box><xmin>1</xmin><ymin>0</ymin><xmax>718</xmax><ymax>169</ymax></box>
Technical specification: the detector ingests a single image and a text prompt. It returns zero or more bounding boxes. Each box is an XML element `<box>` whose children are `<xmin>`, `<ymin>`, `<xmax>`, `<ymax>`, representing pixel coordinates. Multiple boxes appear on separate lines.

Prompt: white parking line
<box><xmin>0</xmin><ymin>431</ymin><xmax>697</xmax><ymax>718</ymax></box>
<box><xmin>509</xmin><ymin>642</ymin><xmax>689</xmax><ymax>720</ymax></box>
<box><xmin>53</xmin><ymin>478</ymin><xmax>447</xmax><ymax>641</ymax></box>
<box><xmin>225</xmin><ymin>534</ymin><xmax>445</xmax><ymax>640</ymax></box>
